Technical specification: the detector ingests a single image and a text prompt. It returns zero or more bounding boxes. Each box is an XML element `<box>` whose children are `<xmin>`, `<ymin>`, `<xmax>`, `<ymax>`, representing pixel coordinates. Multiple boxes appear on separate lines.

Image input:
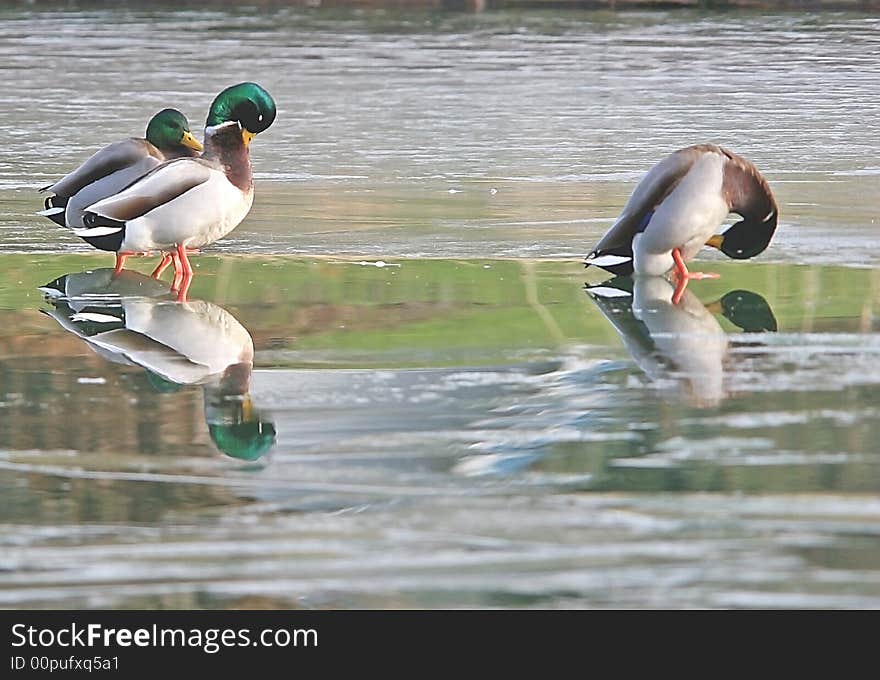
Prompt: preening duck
<box><xmin>585</xmin><ymin>144</ymin><xmax>778</xmax><ymax>283</ymax></box>
<box><xmin>76</xmin><ymin>82</ymin><xmax>277</xmax><ymax>299</ymax></box>
<box><xmin>39</xmin><ymin>109</ymin><xmax>202</xmax><ymax>237</ymax></box>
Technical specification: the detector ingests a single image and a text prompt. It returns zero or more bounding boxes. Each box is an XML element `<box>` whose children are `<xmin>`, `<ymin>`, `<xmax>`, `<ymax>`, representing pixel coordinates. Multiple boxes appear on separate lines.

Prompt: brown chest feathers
<box><xmin>203</xmin><ymin>124</ymin><xmax>253</xmax><ymax>192</ymax></box>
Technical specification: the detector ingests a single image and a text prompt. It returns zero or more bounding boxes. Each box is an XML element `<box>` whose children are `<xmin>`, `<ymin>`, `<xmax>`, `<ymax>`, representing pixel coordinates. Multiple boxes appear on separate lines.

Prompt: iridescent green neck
<box><xmin>205</xmin><ymin>82</ymin><xmax>276</xmax><ymax>134</ymax></box>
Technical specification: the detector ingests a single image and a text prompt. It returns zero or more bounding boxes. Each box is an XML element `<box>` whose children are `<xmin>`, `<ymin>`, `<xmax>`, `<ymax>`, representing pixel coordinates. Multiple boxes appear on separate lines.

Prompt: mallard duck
<box><xmin>75</xmin><ymin>82</ymin><xmax>277</xmax><ymax>300</ymax></box>
<box><xmin>584</xmin><ymin>144</ymin><xmax>778</xmax><ymax>282</ymax></box>
<box><xmin>586</xmin><ymin>276</ymin><xmax>776</xmax><ymax>406</ymax></box>
<box><xmin>40</xmin><ymin>270</ymin><xmax>276</xmax><ymax>460</ymax></box>
<box><xmin>39</xmin><ymin>109</ymin><xmax>203</xmax><ymax>250</ymax></box>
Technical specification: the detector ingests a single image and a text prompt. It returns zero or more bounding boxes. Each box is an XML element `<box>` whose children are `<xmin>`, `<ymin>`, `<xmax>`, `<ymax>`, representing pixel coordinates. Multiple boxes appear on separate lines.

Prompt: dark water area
<box><xmin>0</xmin><ymin>7</ymin><xmax>878</xmax><ymax>608</ymax></box>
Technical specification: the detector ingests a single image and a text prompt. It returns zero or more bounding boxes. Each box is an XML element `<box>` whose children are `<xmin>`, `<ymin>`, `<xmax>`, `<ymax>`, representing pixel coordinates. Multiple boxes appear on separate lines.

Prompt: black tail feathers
<box><xmin>41</xmin><ymin>196</ymin><xmax>69</xmax><ymax>227</ymax></box>
<box><xmin>77</xmin><ymin>212</ymin><xmax>126</xmax><ymax>253</ymax></box>
<box><xmin>83</xmin><ymin>211</ymin><xmax>126</xmax><ymax>231</ymax></box>
<box><xmin>584</xmin><ymin>246</ymin><xmax>635</xmax><ymax>276</ymax></box>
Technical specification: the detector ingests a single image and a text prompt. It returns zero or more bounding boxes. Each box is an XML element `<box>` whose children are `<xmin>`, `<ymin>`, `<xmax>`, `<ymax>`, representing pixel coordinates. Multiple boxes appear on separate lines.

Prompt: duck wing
<box><xmin>40</xmin><ymin>138</ymin><xmax>162</xmax><ymax>198</ymax></box>
<box><xmin>83</xmin><ymin>158</ymin><xmax>213</xmax><ymax>224</ymax></box>
<box><xmin>84</xmin><ymin>327</ymin><xmax>216</xmax><ymax>385</ymax></box>
<box><xmin>120</xmin><ymin>299</ymin><xmax>252</xmax><ymax>374</ymax></box>
<box><xmin>58</xmin><ymin>156</ymin><xmax>163</xmax><ymax>228</ymax></box>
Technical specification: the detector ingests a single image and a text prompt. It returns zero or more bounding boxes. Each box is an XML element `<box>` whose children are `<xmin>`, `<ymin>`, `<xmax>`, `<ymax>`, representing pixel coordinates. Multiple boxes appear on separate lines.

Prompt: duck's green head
<box><xmin>205</xmin><ymin>82</ymin><xmax>276</xmax><ymax>147</ymax></box>
<box><xmin>707</xmin><ymin>210</ymin><xmax>778</xmax><ymax>261</ymax></box>
<box><xmin>207</xmin><ymin>395</ymin><xmax>277</xmax><ymax>461</ymax></box>
<box><xmin>145</xmin><ymin>108</ymin><xmax>203</xmax><ymax>154</ymax></box>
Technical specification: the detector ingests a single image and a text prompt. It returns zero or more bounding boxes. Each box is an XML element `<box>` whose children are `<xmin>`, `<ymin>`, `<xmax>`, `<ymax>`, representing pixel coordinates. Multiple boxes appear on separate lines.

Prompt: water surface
<box><xmin>1</xmin><ymin>255</ymin><xmax>879</xmax><ymax>608</ymax></box>
<box><xmin>0</xmin><ymin>7</ymin><xmax>878</xmax><ymax>261</ymax></box>
<box><xmin>0</xmin><ymin>7</ymin><xmax>879</xmax><ymax>609</ymax></box>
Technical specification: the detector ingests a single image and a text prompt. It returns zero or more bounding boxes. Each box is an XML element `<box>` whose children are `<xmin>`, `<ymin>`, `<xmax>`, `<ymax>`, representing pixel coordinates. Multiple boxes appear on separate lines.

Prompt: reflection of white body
<box><xmin>589</xmin><ymin>277</ymin><xmax>728</xmax><ymax>407</ymax></box>
<box><xmin>89</xmin><ymin>299</ymin><xmax>254</xmax><ymax>384</ymax></box>
<box><xmin>631</xmin><ymin>277</ymin><xmax>727</xmax><ymax>406</ymax></box>
<box><xmin>41</xmin><ymin>271</ymin><xmax>275</xmax><ymax>460</ymax></box>
<box><xmin>44</xmin><ymin>291</ymin><xmax>253</xmax><ymax>386</ymax></box>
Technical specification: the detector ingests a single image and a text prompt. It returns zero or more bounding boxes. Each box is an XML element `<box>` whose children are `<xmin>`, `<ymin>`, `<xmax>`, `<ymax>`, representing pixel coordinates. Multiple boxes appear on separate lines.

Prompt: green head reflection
<box><xmin>204</xmin><ymin>392</ymin><xmax>276</xmax><ymax>461</ymax></box>
<box><xmin>585</xmin><ymin>275</ymin><xmax>777</xmax><ymax>407</ymax></box>
<box><xmin>208</xmin><ymin>421</ymin><xmax>277</xmax><ymax>461</ymax></box>
<box><xmin>40</xmin><ymin>268</ymin><xmax>276</xmax><ymax>461</ymax></box>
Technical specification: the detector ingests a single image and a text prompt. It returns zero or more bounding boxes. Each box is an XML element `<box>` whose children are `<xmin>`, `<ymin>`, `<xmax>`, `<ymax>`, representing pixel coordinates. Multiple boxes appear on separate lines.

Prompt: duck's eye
<box><xmin>258</xmin><ymin>114</ymin><xmax>263</xmax><ymax>122</ymax></box>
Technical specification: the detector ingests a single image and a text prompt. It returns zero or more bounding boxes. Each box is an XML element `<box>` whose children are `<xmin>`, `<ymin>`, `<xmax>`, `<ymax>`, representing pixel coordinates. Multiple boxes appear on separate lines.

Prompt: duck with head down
<box><xmin>585</xmin><ymin>144</ymin><xmax>778</xmax><ymax>302</ymax></box>
<box><xmin>76</xmin><ymin>82</ymin><xmax>277</xmax><ymax>299</ymax></box>
<box><xmin>39</xmin><ymin>108</ymin><xmax>203</xmax><ymax>234</ymax></box>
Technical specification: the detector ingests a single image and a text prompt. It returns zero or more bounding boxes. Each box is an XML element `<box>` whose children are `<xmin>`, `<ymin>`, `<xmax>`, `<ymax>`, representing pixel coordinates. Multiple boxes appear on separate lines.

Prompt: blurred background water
<box><xmin>0</xmin><ymin>6</ymin><xmax>878</xmax><ymax>608</ymax></box>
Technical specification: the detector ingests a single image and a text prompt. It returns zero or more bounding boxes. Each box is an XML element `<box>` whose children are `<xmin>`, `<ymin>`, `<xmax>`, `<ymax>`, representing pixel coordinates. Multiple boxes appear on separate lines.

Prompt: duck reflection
<box><xmin>585</xmin><ymin>276</ymin><xmax>776</xmax><ymax>407</ymax></box>
<box><xmin>39</xmin><ymin>269</ymin><xmax>276</xmax><ymax>460</ymax></box>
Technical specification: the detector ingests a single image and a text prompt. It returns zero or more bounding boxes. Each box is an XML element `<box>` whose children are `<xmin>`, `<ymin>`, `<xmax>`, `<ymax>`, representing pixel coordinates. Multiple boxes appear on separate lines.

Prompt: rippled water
<box><xmin>0</xmin><ymin>7</ymin><xmax>879</xmax><ymax>609</ymax></box>
<box><xmin>2</xmin><ymin>255</ymin><xmax>879</xmax><ymax>609</ymax></box>
<box><xmin>1</xmin><ymin>7</ymin><xmax>878</xmax><ymax>260</ymax></box>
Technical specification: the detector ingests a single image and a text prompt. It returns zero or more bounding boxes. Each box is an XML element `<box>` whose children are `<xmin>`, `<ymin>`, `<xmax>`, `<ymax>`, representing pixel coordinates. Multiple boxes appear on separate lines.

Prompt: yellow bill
<box><xmin>180</xmin><ymin>131</ymin><xmax>203</xmax><ymax>152</ymax></box>
<box><xmin>706</xmin><ymin>234</ymin><xmax>725</xmax><ymax>250</ymax></box>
